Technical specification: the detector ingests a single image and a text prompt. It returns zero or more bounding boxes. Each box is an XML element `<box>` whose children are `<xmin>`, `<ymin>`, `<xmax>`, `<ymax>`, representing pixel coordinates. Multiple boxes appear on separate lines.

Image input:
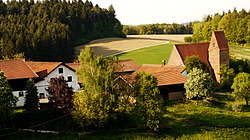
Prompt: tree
<box><xmin>24</xmin><ymin>78</ymin><xmax>39</xmax><ymax>111</ymax></box>
<box><xmin>72</xmin><ymin>47</ymin><xmax>119</xmax><ymax>128</ymax></box>
<box><xmin>47</xmin><ymin>76</ymin><xmax>74</xmax><ymax>113</ymax></box>
<box><xmin>184</xmin><ymin>55</ymin><xmax>209</xmax><ymax>73</ymax></box>
<box><xmin>184</xmin><ymin>68</ymin><xmax>214</xmax><ymax>100</ymax></box>
<box><xmin>0</xmin><ymin>70</ymin><xmax>17</xmax><ymax>123</ymax></box>
<box><xmin>219</xmin><ymin>64</ymin><xmax>235</xmax><ymax>89</ymax></box>
<box><xmin>231</xmin><ymin>72</ymin><xmax>250</xmax><ymax>105</ymax></box>
<box><xmin>133</xmin><ymin>72</ymin><xmax>163</xmax><ymax>131</ymax></box>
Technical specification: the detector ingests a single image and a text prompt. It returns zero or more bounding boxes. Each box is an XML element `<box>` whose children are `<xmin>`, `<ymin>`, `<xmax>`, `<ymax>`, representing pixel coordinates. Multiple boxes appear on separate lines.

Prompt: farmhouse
<box><xmin>134</xmin><ymin>31</ymin><xmax>229</xmax><ymax>100</ymax></box>
<box><xmin>0</xmin><ymin>59</ymin><xmax>38</xmax><ymax>106</ymax></box>
<box><xmin>0</xmin><ymin>59</ymin><xmax>138</xmax><ymax>107</ymax></box>
<box><xmin>26</xmin><ymin>61</ymin><xmax>81</xmax><ymax>104</ymax></box>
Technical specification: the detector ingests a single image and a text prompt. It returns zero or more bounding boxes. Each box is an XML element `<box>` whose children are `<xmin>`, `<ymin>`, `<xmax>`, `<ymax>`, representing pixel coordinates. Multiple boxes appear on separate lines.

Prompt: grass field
<box><xmin>230</xmin><ymin>44</ymin><xmax>250</xmax><ymax>60</ymax></box>
<box><xmin>117</xmin><ymin>43</ymin><xmax>173</xmax><ymax>65</ymax></box>
<box><xmin>3</xmin><ymin>93</ymin><xmax>250</xmax><ymax>140</ymax></box>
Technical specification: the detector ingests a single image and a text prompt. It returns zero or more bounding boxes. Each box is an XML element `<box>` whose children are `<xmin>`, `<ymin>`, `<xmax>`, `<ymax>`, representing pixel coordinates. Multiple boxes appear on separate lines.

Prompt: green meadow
<box><xmin>116</xmin><ymin>43</ymin><xmax>174</xmax><ymax>65</ymax></box>
<box><xmin>117</xmin><ymin>43</ymin><xmax>250</xmax><ymax>66</ymax></box>
<box><xmin>4</xmin><ymin>93</ymin><xmax>250</xmax><ymax>140</ymax></box>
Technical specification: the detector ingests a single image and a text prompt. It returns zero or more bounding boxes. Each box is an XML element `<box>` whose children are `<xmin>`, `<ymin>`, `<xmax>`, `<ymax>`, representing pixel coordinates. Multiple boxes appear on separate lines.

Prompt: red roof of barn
<box><xmin>0</xmin><ymin>59</ymin><xmax>38</xmax><ymax>80</ymax></box>
<box><xmin>116</xmin><ymin>59</ymin><xmax>139</xmax><ymax>73</ymax></box>
<box><xmin>175</xmin><ymin>42</ymin><xmax>210</xmax><ymax>65</ymax></box>
<box><xmin>133</xmin><ymin>64</ymin><xmax>187</xmax><ymax>86</ymax></box>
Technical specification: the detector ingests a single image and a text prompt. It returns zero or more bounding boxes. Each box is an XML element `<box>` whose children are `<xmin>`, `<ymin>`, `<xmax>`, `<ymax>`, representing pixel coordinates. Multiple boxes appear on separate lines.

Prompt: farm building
<box><xmin>135</xmin><ymin>31</ymin><xmax>229</xmax><ymax>100</ymax></box>
<box><xmin>0</xmin><ymin>59</ymin><xmax>138</xmax><ymax>107</ymax></box>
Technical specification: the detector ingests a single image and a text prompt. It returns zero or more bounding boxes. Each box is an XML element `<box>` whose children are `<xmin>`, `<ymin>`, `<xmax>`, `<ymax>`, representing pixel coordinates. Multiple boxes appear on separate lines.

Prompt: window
<box><xmin>59</xmin><ymin>68</ymin><xmax>63</xmax><ymax>74</ymax></box>
<box><xmin>39</xmin><ymin>93</ymin><xmax>45</xmax><ymax>99</ymax></box>
<box><xmin>213</xmin><ymin>43</ymin><xmax>215</xmax><ymax>48</ymax></box>
<box><xmin>67</xmin><ymin>76</ymin><xmax>72</xmax><ymax>82</ymax></box>
<box><xmin>19</xmin><ymin>91</ymin><xmax>24</xmax><ymax>97</ymax></box>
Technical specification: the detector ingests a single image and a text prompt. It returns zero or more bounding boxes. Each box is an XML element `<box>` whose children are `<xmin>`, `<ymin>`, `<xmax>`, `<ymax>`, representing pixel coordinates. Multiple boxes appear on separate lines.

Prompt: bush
<box><xmin>184</xmin><ymin>68</ymin><xmax>214</xmax><ymax>100</ymax></box>
<box><xmin>184</xmin><ymin>36</ymin><xmax>193</xmax><ymax>42</ymax></box>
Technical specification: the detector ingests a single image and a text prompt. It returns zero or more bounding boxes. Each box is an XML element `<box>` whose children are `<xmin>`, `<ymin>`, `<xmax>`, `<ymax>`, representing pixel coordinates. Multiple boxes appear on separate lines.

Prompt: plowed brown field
<box><xmin>74</xmin><ymin>34</ymin><xmax>191</xmax><ymax>57</ymax></box>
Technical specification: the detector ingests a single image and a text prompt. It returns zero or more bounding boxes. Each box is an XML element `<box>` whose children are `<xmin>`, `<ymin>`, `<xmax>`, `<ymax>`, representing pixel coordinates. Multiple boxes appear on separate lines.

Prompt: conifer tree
<box><xmin>24</xmin><ymin>78</ymin><xmax>39</xmax><ymax>111</ymax></box>
<box><xmin>0</xmin><ymin>70</ymin><xmax>17</xmax><ymax>122</ymax></box>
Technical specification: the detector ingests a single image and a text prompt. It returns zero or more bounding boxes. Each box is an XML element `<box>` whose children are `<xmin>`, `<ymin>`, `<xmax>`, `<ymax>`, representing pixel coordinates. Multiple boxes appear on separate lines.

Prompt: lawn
<box><xmin>229</xmin><ymin>44</ymin><xmax>250</xmax><ymax>60</ymax></box>
<box><xmin>117</xmin><ymin>43</ymin><xmax>174</xmax><ymax>65</ymax></box>
<box><xmin>3</xmin><ymin>93</ymin><xmax>250</xmax><ymax>140</ymax></box>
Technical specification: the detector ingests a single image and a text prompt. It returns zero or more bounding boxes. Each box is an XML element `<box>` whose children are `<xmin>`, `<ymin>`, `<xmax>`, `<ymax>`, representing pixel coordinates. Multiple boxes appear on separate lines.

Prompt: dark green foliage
<box><xmin>232</xmin><ymin>72</ymin><xmax>250</xmax><ymax>105</ymax></box>
<box><xmin>184</xmin><ymin>55</ymin><xmax>209</xmax><ymax>73</ymax></box>
<box><xmin>0</xmin><ymin>70</ymin><xmax>17</xmax><ymax>123</ymax></box>
<box><xmin>123</xmin><ymin>23</ymin><xmax>193</xmax><ymax>35</ymax></box>
<box><xmin>133</xmin><ymin>72</ymin><xmax>163</xmax><ymax>131</ymax></box>
<box><xmin>230</xmin><ymin>58</ymin><xmax>250</xmax><ymax>74</ymax></box>
<box><xmin>0</xmin><ymin>0</ymin><xmax>124</xmax><ymax>62</ymax></box>
<box><xmin>47</xmin><ymin>76</ymin><xmax>74</xmax><ymax>113</ymax></box>
<box><xmin>184</xmin><ymin>36</ymin><xmax>193</xmax><ymax>42</ymax></box>
<box><xmin>192</xmin><ymin>9</ymin><xmax>250</xmax><ymax>44</ymax></box>
<box><xmin>219</xmin><ymin>64</ymin><xmax>235</xmax><ymax>90</ymax></box>
<box><xmin>24</xmin><ymin>79</ymin><xmax>39</xmax><ymax>111</ymax></box>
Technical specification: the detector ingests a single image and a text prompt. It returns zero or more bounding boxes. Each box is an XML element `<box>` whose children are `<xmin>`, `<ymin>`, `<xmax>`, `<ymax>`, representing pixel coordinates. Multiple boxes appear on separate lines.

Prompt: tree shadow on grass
<box><xmin>187</xmin><ymin>112</ymin><xmax>250</xmax><ymax>128</ymax></box>
<box><xmin>241</xmin><ymin>105</ymin><xmax>250</xmax><ymax>112</ymax></box>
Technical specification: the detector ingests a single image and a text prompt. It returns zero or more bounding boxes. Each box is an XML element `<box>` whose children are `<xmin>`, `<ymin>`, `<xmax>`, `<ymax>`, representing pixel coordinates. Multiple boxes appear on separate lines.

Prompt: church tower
<box><xmin>208</xmin><ymin>31</ymin><xmax>229</xmax><ymax>82</ymax></box>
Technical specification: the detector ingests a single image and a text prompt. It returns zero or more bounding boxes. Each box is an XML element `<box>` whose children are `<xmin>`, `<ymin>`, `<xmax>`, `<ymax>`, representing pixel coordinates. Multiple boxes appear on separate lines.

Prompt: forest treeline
<box><xmin>0</xmin><ymin>0</ymin><xmax>124</xmax><ymax>62</ymax></box>
<box><xmin>192</xmin><ymin>8</ymin><xmax>250</xmax><ymax>44</ymax></box>
<box><xmin>123</xmin><ymin>23</ymin><xmax>193</xmax><ymax>35</ymax></box>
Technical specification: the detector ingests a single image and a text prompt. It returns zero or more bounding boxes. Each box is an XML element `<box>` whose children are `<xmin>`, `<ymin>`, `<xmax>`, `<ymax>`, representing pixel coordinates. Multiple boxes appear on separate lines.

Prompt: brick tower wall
<box><xmin>208</xmin><ymin>31</ymin><xmax>229</xmax><ymax>82</ymax></box>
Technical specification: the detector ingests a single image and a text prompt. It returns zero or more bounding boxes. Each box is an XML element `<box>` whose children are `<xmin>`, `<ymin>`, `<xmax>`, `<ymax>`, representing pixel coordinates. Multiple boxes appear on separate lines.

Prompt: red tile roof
<box><xmin>66</xmin><ymin>63</ymin><xmax>80</xmax><ymax>71</ymax></box>
<box><xmin>66</xmin><ymin>59</ymin><xmax>139</xmax><ymax>73</ymax></box>
<box><xmin>133</xmin><ymin>64</ymin><xmax>187</xmax><ymax>86</ymax></box>
<box><xmin>175</xmin><ymin>42</ymin><xmax>210</xmax><ymax>65</ymax></box>
<box><xmin>116</xmin><ymin>59</ymin><xmax>139</xmax><ymax>72</ymax></box>
<box><xmin>26</xmin><ymin>62</ymin><xmax>62</xmax><ymax>78</ymax></box>
<box><xmin>213</xmin><ymin>31</ymin><xmax>229</xmax><ymax>51</ymax></box>
<box><xmin>0</xmin><ymin>59</ymin><xmax>38</xmax><ymax>80</ymax></box>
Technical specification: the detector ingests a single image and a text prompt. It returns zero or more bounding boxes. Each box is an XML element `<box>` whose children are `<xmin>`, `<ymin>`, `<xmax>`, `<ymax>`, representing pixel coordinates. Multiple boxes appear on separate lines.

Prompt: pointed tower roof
<box><xmin>212</xmin><ymin>31</ymin><xmax>229</xmax><ymax>51</ymax></box>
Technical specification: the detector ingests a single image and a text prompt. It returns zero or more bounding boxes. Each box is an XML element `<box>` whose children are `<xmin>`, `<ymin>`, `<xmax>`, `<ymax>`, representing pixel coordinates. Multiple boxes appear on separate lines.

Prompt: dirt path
<box><xmin>74</xmin><ymin>34</ymin><xmax>191</xmax><ymax>57</ymax></box>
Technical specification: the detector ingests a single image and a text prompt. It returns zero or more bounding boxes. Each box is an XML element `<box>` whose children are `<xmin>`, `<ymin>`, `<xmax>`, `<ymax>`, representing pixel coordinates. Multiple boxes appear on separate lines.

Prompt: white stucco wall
<box><xmin>13</xmin><ymin>90</ymin><xmax>26</xmax><ymax>107</ymax></box>
<box><xmin>35</xmin><ymin>65</ymin><xmax>80</xmax><ymax>103</ymax></box>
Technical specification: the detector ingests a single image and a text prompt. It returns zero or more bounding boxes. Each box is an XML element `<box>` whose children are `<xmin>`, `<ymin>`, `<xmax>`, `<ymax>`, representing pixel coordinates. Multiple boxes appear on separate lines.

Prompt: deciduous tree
<box><xmin>133</xmin><ymin>72</ymin><xmax>163</xmax><ymax>131</ymax></box>
<box><xmin>72</xmin><ymin>47</ymin><xmax>119</xmax><ymax>128</ymax></box>
<box><xmin>184</xmin><ymin>68</ymin><xmax>214</xmax><ymax>100</ymax></box>
<box><xmin>219</xmin><ymin>64</ymin><xmax>235</xmax><ymax>89</ymax></box>
<box><xmin>231</xmin><ymin>72</ymin><xmax>250</xmax><ymax>105</ymax></box>
<box><xmin>184</xmin><ymin>55</ymin><xmax>209</xmax><ymax>73</ymax></box>
<box><xmin>47</xmin><ymin>76</ymin><xmax>74</xmax><ymax>113</ymax></box>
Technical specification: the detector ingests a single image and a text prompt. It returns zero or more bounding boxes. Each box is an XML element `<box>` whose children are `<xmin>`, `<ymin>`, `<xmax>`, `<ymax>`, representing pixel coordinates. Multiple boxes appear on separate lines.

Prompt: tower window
<box><xmin>59</xmin><ymin>68</ymin><xmax>63</xmax><ymax>74</ymax></box>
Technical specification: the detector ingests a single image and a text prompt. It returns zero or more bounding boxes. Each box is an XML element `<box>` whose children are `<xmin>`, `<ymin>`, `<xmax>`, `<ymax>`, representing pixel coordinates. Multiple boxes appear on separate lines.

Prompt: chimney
<box><xmin>162</xmin><ymin>60</ymin><xmax>166</xmax><ymax>65</ymax></box>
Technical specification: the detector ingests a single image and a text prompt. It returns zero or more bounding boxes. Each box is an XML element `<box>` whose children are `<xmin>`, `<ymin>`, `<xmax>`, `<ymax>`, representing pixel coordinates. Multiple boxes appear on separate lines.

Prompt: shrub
<box><xmin>184</xmin><ymin>36</ymin><xmax>193</xmax><ymax>42</ymax></box>
<box><xmin>184</xmin><ymin>68</ymin><xmax>214</xmax><ymax>100</ymax></box>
